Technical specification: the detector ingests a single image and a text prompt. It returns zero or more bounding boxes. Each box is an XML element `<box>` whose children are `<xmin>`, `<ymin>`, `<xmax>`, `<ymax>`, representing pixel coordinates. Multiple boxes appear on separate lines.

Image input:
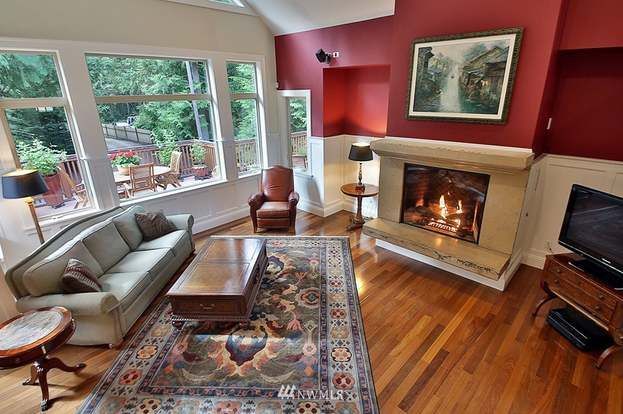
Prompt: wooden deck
<box><xmin>0</xmin><ymin>210</ymin><xmax>621</xmax><ymax>413</ymax></box>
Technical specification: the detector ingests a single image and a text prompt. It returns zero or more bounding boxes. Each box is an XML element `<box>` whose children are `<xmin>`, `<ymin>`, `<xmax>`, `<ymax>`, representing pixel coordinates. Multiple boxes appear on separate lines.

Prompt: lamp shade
<box><xmin>348</xmin><ymin>143</ymin><xmax>373</xmax><ymax>162</ymax></box>
<box><xmin>1</xmin><ymin>170</ymin><xmax>49</xmax><ymax>199</ymax></box>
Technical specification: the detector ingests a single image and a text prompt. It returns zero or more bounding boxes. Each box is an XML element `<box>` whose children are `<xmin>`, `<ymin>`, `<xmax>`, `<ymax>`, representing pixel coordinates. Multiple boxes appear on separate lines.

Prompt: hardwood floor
<box><xmin>0</xmin><ymin>210</ymin><xmax>621</xmax><ymax>413</ymax></box>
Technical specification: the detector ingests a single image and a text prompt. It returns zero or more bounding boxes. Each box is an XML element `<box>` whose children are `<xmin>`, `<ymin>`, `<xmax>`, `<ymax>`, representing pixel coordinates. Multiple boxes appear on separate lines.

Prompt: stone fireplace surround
<box><xmin>363</xmin><ymin>137</ymin><xmax>534</xmax><ymax>291</ymax></box>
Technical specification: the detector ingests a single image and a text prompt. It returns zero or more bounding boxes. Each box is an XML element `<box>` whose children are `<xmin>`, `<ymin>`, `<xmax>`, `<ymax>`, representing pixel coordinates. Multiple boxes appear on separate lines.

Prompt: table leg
<box><xmin>347</xmin><ymin>196</ymin><xmax>365</xmax><ymax>230</ymax></box>
<box><xmin>596</xmin><ymin>344</ymin><xmax>622</xmax><ymax>369</ymax></box>
<box><xmin>28</xmin><ymin>356</ymin><xmax>86</xmax><ymax>411</ymax></box>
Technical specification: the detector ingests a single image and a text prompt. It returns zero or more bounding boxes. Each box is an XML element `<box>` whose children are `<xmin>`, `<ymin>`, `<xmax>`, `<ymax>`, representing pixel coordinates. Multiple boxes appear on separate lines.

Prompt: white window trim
<box><xmin>278</xmin><ymin>89</ymin><xmax>312</xmax><ymax>177</ymax></box>
<box><xmin>0</xmin><ymin>37</ymin><xmax>270</xmax><ymax>229</ymax></box>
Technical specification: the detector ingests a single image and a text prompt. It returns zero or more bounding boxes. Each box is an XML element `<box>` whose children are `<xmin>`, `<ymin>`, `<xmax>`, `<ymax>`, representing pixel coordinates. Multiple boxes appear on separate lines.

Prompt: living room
<box><xmin>0</xmin><ymin>0</ymin><xmax>622</xmax><ymax>412</ymax></box>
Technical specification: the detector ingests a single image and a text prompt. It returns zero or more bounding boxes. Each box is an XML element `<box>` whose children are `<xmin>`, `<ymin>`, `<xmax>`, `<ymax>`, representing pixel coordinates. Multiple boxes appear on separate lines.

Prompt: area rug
<box><xmin>79</xmin><ymin>237</ymin><xmax>378</xmax><ymax>414</ymax></box>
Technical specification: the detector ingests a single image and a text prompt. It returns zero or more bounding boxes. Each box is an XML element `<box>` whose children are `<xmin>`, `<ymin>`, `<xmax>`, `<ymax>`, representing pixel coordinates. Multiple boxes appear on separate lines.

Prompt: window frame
<box><xmin>227</xmin><ymin>60</ymin><xmax>265</xmax><ymax>177</ymax></box>
<box><xmin>0</xmin><ymin>49</ymin><xmax>97</xmax><ymax>221</ymax></box>
<box><xmin>86</xmin><ymin>52</ymin><xmax>224</xmax><ymax>204</ymax></box>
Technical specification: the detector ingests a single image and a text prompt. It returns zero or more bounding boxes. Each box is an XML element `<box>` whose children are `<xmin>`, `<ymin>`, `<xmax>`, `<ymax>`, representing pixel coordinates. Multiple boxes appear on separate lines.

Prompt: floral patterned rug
<box><xmin>79</xmin><ymin>237</ymin><xmax>378</xmax><ymax>414</ymax></box>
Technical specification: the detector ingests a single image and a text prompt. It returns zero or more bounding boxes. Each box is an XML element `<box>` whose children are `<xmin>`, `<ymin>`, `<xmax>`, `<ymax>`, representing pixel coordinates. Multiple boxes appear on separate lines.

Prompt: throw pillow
<box><xmin>135</xmin><ymin>211</ymin><xmax>176</xmax><ymax>241</ymax></box>
<box><xmin>61</xmin><ymin>258</ymin><xmax>102</xmax><ymax>293</ymax></box>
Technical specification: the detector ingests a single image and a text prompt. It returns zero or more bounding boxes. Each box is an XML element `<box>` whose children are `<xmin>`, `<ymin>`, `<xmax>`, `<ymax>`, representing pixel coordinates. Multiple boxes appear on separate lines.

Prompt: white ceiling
<box><xmin>244</xmin><ymin>0</ymin><xmax>395</xmax><ymax>35</ymax></box>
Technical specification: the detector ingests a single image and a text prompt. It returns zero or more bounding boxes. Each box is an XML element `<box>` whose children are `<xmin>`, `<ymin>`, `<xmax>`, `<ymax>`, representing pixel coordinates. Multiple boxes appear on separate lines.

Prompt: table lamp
<box><xmin>348</xmin><ymin>143</ymin><xmax>373</xmax><ymax>191</ymax></box>
<box><xmin>2</xmin><ymin>170</ymin><xmax>49</xmax><ymax>244</ymax></box>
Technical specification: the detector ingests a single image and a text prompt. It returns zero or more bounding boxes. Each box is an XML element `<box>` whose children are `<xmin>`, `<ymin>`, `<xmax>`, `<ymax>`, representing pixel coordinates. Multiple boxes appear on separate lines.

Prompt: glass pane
<box><xmin>6</xmin><ymin>107</ymin><xmax>92</xmax><ymax>218</ymax></box>
<box><xmin>95</xmin><ymin>100</ymin><xmax>220</xmax><ymax>200</ymax></box>
<box><xmin>231</xmin><ymin>98</ymin><xmax>258</xmax><ymax>139</ymax></box>
<box><xmin>86</xmin><ymin>55</ymin><xmax>209</xmax><ymax>96</ymax></box>
<box><xmin>227</xmin><ymin>62</ymin><xmax>257</xmax><ymax>94</ymax></box>
<box><xmin>0</xmin><ymin>53</ymin><xmax>62</xmax><ymax>98</ymax></box>
<box><xmin>288</xmin><ymin>97</ymin><xmax>308</xmax><ymax>172</ymax></box>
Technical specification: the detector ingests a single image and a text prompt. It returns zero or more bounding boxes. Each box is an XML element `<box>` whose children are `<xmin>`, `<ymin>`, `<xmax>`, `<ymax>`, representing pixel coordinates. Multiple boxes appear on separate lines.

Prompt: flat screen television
<box><xmin>559</xmin><ymin>184</ymin><xmax>623</xmax><ymax>286</ymax></box>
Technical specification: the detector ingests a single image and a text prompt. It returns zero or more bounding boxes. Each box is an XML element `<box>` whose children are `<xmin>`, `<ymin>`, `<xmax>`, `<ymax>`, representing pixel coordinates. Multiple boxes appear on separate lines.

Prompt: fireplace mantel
<box><xmin>372</xmin><ymin>137</ymin><xmax>534</xmax><ymax>173</ymax></box>
<box><xmin>364</xmin><ymin>137</ymin><xmax>534</xmax><ymax>290</ymax></box>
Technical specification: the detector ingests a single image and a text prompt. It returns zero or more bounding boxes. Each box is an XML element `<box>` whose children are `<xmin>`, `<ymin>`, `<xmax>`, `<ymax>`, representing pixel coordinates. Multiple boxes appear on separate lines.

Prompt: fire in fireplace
<box><xmin>401</xmin><ymin>163</ymin><xmax>490</xmax><ymax>243</ymax></box>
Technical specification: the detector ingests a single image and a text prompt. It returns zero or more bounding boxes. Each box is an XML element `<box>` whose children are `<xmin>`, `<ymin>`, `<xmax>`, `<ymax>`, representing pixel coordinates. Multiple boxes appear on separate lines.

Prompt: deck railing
<box><xmin>290</xmin><ymin>131</ymin><xmax>307</xmax><ymax>155</ymax></box>
<box><xmin>60</xmin><ymin>138</ymin><xmax>263</xmax><ymax>184</ymax></box>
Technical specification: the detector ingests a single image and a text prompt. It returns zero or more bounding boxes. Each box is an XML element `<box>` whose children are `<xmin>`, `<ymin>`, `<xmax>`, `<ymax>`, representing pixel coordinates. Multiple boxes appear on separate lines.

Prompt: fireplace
<box><xmin>400</xmin><ymin>163</ymin><xmax>490</xmax><ymax>243</ymax></box>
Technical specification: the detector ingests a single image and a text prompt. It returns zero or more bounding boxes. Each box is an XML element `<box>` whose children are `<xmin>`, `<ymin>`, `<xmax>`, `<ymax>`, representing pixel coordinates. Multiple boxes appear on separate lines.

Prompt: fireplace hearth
<box><xmin>401</xmin><ymin>164</ymin><xmax>490</xmax><ymax>243</ymax></box>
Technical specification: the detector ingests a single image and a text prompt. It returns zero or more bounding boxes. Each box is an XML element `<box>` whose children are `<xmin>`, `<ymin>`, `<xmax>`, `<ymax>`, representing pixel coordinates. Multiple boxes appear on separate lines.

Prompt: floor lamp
<box><xmin>1</xmin><ymin>170</ymin><xmax>49</xmax><ymax>244</ymax></box>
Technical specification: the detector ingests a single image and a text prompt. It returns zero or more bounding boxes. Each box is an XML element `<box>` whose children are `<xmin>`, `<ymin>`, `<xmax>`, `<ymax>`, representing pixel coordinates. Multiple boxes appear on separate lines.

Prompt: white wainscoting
<box><xmin>523</xmin><ymin>154</ymin><xmax>623</xmax><ymax>269</ymax></box>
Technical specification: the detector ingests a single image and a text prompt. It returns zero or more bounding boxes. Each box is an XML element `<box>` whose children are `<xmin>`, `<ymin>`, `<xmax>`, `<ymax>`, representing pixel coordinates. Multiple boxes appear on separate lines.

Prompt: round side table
<box><xmin>340</xmin><ymin>183</ymin><xmax>379</xmax><ymax>230</ymax></box>
<box><xmin>0</xmin><ymin>307</ymin><xmax>86</xmax><ymax>411</ymax></box>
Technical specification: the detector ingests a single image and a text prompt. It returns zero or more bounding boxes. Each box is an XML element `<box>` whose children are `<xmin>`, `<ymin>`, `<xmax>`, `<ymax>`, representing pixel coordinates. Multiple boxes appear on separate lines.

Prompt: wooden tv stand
<box><xmin>533</xmin><ymin>253</ymin><xmax>623</xmax><ymax>368</ymax></box>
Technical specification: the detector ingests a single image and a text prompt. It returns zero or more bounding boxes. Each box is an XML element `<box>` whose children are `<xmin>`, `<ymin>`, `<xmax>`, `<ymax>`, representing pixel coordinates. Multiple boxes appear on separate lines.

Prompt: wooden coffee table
<box><xmin>0</xmin><ymin>307</ymin><xmax>86</xmax><ymax>411</ymax></box>
<box><xmin>167</xmin><ymin>237</ymin><xmax>268</xmax><ymax>327</ymax></box>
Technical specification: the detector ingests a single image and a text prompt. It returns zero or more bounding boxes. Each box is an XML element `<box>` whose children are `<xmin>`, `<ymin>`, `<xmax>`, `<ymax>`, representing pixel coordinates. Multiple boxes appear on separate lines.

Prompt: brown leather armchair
<box><xmin>249</xmin><ymin>165</ymin><xmax>299</xmax><ymax>232</ymax></box>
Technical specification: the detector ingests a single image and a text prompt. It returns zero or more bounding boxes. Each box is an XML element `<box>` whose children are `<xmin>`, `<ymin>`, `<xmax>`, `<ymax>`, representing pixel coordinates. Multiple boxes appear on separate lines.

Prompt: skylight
<box><xmin>163</xmin><ymin>0</ymin><xmax>251</xmax><ymax>13</ymax></box>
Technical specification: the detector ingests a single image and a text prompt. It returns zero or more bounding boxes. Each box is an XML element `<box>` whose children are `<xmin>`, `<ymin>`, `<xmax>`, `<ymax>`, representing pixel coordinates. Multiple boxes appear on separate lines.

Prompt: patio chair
<box><xmin>124</xmin><ymin>163</ymin><xmax>156</xmax><ymax>197</ymax></box>
<box><xmin>156</xmin><ymin>150</ymin><xmax>182</xmax><ymax>190</ymax></box>
<box><xmin>57</xmin><ymin>168</ymin><xmax>89</xmax><ymax>209</ymax></box>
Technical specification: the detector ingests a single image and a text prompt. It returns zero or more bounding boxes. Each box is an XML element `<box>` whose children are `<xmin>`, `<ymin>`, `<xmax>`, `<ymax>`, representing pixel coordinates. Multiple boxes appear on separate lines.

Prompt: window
<box><xmin>86</xmin><ymin>55</ymin><xmax>222</xmax><ymax>201</ymax></box>
<box><xmin>227</xmin><ymin>62</ymin><xmax>261</xmax><ymax>174</ymax></box>
<box><xmin>0</xmin><ymin>52</ymin><xmax>93</xmax><ymax>220</ymax></box>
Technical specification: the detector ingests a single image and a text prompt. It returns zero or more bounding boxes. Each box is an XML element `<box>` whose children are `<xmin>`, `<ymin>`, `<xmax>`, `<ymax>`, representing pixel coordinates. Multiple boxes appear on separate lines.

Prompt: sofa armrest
<box><xmin>248</xmin><ymin>192</ymin><xmax>265</xmax><ymax>210</ymax></box>
<box><xmin>168</xmin><ymin>214</ymin><xmax>194</xmax><ymax>232</ymax></box>
<box><xmin>16</xmin><ymin>292</ymin><xmax>120</xmax><ymax>316</ymax></box>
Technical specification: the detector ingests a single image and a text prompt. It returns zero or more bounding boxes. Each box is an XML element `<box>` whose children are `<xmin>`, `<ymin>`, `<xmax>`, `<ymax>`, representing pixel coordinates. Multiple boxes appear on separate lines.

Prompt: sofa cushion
<box><xmin>99</xmin><ymin>272</ymin><xmax>150</xmax><ymax>311</ymax></box>
<box><xmin>107</xmin><ymin>248</ymin><xmax>174</xmax><ymax>280</ymax></box>
<box><xmin>83</xmin><ymin>222</ymin><xmax>130</xmax><ymax>271</ymax></box>
<box><xmin>136</xmin><ymin>230</ymin><xmax>190</xmax><ymax>257</ymax></box>
<box><xmin>61</xmin><ymin>258</ymin><xmax>102</xmax><ymax>293</ymax></box>
<box><xmin>112</xmin><ymin>205</ymin><xmax>145</xmax><ymax>250</ymax></box>
<box><xmin>257</xmin><ymin>201</ymin><xmax>290</xmax><ymax>218</ymax></box>
<box><xmin>23</xmin><ymin>241</ymin><xmax>104</xmax><ymax>297</ymax></box>
<box><xmin>135</xmin><ymin>211</ymin><xmax>176</xmax><ymax>241</ymax></box>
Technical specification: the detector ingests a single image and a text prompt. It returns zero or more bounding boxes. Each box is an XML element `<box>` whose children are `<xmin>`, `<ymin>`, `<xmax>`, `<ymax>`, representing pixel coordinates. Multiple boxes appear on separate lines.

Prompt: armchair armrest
<box><xmin>248</xmin><ymin>192</ymin><xmax>265</xmax><ymax>209</ymax></box>
<box><xmin>168</xmin><ymin>214</ymin><xmax>194</xmax><ymax>232</ymax></box>
<box><xmin>288</xmin><ymin>191</ymin><xmax>300</xmax><ymax>208</ymax></box>
<box><xmin>16</xmin><ymin>292</ymin><xmax>120</xmax><ymax>316</ymax></box>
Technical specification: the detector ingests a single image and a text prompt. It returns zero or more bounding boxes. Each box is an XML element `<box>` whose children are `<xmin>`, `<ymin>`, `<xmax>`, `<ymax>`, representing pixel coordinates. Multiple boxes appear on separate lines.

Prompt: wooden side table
<box><xmin>0</xmin><ymin>307</ymin><xmax>86</xmax><ymax>411</ymax></box>
<box><xmin>340</xmin><ymin>183</ymin><xmax>379</xmax><ymax>230</ymax></box>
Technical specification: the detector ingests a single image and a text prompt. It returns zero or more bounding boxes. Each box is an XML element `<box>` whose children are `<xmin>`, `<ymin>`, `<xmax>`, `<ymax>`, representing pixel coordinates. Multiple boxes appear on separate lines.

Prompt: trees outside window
<box><xmin>227</xmin><ymin>62</ymin><xmax>261</xmax><ymax>174</ymax></box>
<box><xmin>0</xmin><ymin>52</ymin><xmax>92</xmax><ymax>219</ymax></box>
<box><xmin>86</xmin><ymin>55</ymin><xmax>221</xmax><ymax>200</ymax></box>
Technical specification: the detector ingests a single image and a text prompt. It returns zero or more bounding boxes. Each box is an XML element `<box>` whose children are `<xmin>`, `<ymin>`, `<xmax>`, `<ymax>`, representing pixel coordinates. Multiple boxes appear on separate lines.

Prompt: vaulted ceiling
<box><xmin>245</xmin><ymin>0</ymin><xmax>395</xmax><ymax>35</ymax></box>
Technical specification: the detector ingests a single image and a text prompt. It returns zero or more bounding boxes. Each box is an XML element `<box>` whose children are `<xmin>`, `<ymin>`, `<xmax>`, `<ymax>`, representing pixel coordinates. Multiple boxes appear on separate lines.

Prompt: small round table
<box><xmin>340</xmin><ymin>183</ymin><xmax>379</xmax><ymax>230</ymax></box>
<box><xmin>0</xmin><ymin>307</ymin><xmax>86</xmax><ymax>411</ymax></box>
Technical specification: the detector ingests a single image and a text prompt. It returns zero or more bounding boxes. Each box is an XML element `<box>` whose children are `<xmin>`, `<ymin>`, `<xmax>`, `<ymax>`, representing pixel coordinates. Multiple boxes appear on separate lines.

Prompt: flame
<box><xmin>439</xmin><ymin>195</ymin><xmax>448</xmax><ymax>219</ymax></box>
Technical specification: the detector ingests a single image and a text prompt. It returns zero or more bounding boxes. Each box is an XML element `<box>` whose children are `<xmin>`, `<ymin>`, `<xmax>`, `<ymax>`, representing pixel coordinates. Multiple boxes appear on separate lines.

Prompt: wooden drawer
<box><xmin>546</xmin><ymin>272</ymin><xmax>614</xmax><ymax>322</ymax></box>
<box><xmin>546</xmin><ymin>261</ymin><xmax>617</xmax><ymax>308</ymax></box>
<box><xmin>170</xmin><ymin>296</ymin><xmax>243</xmax><ymax>316</ymax></box>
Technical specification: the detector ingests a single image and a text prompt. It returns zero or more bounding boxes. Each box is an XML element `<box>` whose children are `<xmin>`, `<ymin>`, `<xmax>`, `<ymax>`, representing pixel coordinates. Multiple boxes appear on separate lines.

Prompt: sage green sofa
<box><xmin>5</xmin><ymin>206</ymin><xmax>194</xmax><ymax>346</ymax></box>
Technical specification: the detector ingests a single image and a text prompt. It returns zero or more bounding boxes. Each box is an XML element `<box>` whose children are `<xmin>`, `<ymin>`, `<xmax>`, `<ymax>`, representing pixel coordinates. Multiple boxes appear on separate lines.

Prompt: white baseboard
<box><xmin>192</xmin><ymin>205</ymin><xmax>249</xmax><ymax>234</ymax></box>
<box><xmin>375</xmin><ymin>239</ymin><xmax>520</xmax><ymax>291</ymax></box>
<box><xmin>323</xmin><ymin>199</ymin><xmax>344</xmax><ymax>217</ymax></box>
<box><xmin>297</xmin><ymin>198</ymin><xmax>326</xmax><ymax>216</ymax></box>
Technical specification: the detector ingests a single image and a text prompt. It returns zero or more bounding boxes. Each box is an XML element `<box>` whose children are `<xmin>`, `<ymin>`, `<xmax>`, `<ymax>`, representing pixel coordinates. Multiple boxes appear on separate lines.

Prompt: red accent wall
<box><xmin>386</xmin><ymin>0</ymin><xmax>566</xmax><ymax>149</ymax></box>
<box><xmin>275</xmin><ymin>17</ymin><xmax>393</xmax><ymax>137</ymax></box>
<box><xmin>322</xmin><ymin>66</ymin><xmax>390</xmax><ymax>137</ymax></box>
<box><xmin>560</xmin><ymin>0</ymin><xmax>623</xmax><ymax>50</ymax></box>
<box><xmin>546</xmin><ymin>49</ymin><xmax>623</xmax><ymax>161</ymax></box>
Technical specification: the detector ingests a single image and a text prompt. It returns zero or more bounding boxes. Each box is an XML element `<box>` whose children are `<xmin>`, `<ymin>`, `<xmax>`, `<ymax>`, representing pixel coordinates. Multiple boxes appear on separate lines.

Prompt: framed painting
<box><xmin>406</xmin><ymin>28</ymin><xmax>523</xmax><ymax>124</ymax></box>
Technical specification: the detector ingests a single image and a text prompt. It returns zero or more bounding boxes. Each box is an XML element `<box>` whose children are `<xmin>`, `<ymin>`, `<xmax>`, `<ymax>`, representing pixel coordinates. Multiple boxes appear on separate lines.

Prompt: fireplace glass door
<box><xmin>401</xmin><ymin>163</ymin><xmax>490</xmax><ymax>243</ymax></box>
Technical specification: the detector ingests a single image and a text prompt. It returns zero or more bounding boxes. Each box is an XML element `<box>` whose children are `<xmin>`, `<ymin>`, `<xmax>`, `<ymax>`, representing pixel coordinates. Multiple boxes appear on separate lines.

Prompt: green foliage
<box><xmin>0</xmin><ymin>53</ymin><xmax>62</xmax><ymax>98</ymax></box>
<box><xmin>191</xmin><ymin>141</ymin><xmax>206</xmax><ymax>165</ymax></box>
<box><xmin>154</xmin><ymin>131</ymin><xmax>178</xmax><ymax>166</ymax></box>
<box><xmin>227</xmin><ymin>62</ymin><xmax>256</xmax><ymax>94</ymax></box>
<box><xmin>288</xmin><ymin>98</ymin><xmax>307</xmax><ymax>133</ymax></box>
<box><xmin>109</xmin><ymin>150</ymin><xmax>141</xmax><ymax>167</ymax></box>
<box><xmin>16</xmin><ymin>139</ymin><xmax>66</xmax><ymax>176</ymax></box>
<box><xmin>231</xmin><ymin>99</ymin><xmax>258</xmax><ymax>139</ymax></box>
